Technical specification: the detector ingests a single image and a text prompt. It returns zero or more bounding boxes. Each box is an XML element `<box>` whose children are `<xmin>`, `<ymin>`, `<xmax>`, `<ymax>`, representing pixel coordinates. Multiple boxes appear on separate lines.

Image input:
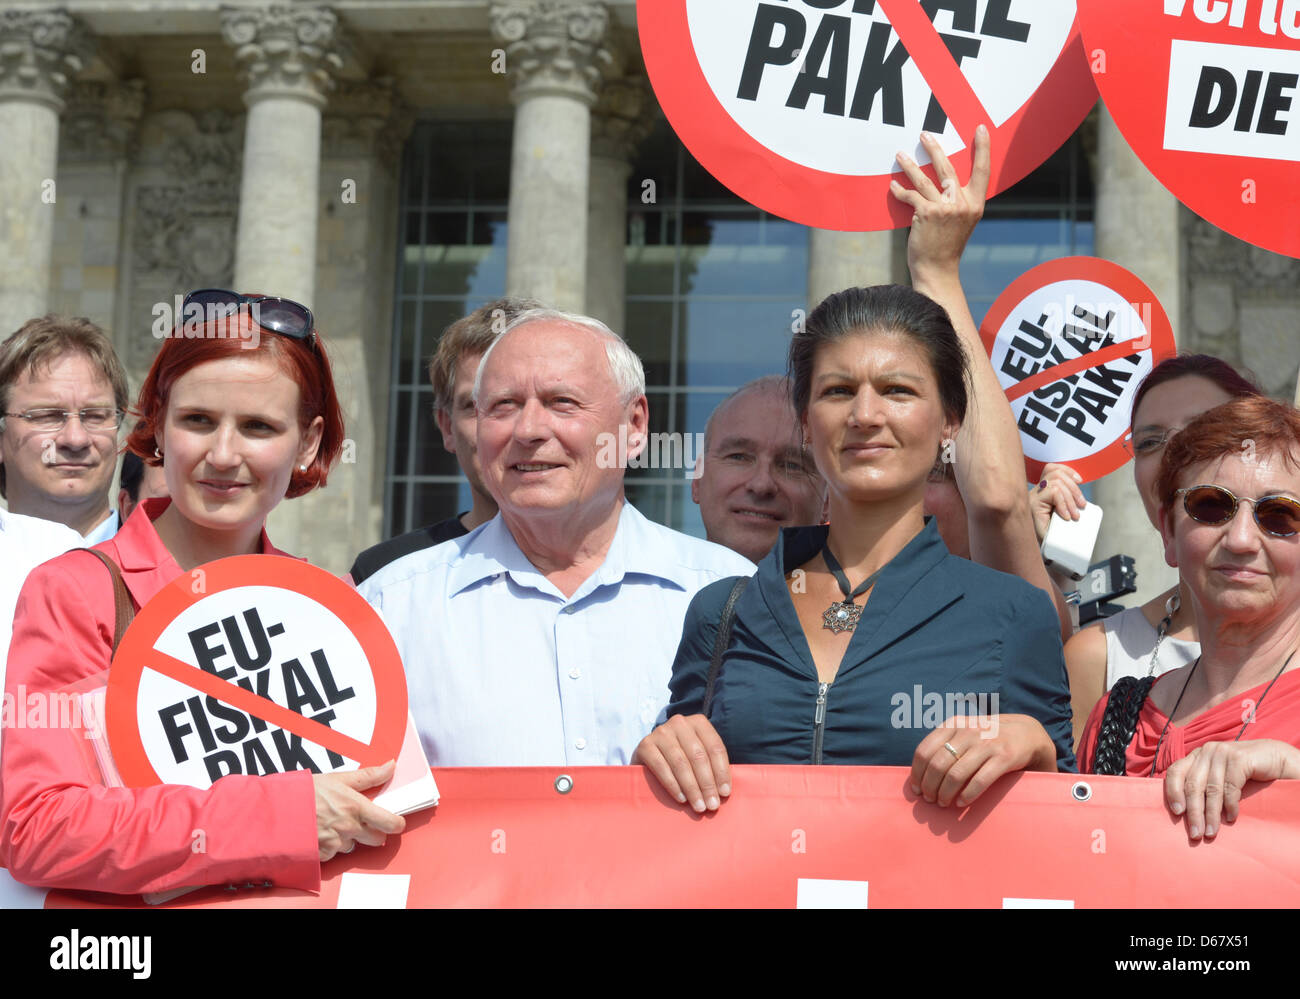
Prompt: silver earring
<box><xmin>154</xmin><ymin>447</ymin><xmax>162</xmax><ymax>459</ymax></box>
<box><xmin>299</xmin><ymin>464</ymin><xmax>307</xmax><ymax>472</ymax></box>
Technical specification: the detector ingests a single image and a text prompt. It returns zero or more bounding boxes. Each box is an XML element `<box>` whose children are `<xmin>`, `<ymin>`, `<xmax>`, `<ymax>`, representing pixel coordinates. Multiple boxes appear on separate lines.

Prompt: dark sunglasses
<box><xmin>182</xmin><ymin>289</ymin><xmax>317</xmax><ymax>348</ymax></box>
<box><xmin>1175</xmin><ymin>484</ymin><xmax>1300</xmax><ymax>538</ymax></box>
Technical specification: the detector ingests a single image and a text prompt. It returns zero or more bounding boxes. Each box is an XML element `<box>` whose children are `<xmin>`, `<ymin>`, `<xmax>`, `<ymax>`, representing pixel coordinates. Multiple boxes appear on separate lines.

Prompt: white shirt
<box><xmin>0</xmin><ymin>509</ymin><xmax>84</xmax><ymax>697</ymax></box>
<box><xmin>359</xmin><ymin>502</ymin><xmax>755</xmax><ymax>767</ymax></box>
<box><xmin>81</xmin><ymin>509</ymin><xmax>120</xmax><ymax>547</ymax></box>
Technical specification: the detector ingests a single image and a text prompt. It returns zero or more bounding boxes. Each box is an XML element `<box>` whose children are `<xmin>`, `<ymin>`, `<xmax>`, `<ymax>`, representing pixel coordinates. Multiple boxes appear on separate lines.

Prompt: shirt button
<box><xmin>564</xmin><ymin>605</ymin><xmax>576</xmax><ymax>614</ymax></box>
<box><xmin>575</xmin><ymin>738</ymin><xmax>587</xmax><ymax>750</ymax></box>
<box><xmin>568</xmin><ymin>667</ymin><xmax>581</xmax><ymax>680</ymax></box>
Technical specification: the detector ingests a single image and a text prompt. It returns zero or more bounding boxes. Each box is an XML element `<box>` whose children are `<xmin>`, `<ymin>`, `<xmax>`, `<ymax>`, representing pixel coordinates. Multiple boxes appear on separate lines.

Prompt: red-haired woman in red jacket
<box><xmin>1</xmin><ymin>291</ymin><xmax>404</xmax><ymax>897</ymax></box>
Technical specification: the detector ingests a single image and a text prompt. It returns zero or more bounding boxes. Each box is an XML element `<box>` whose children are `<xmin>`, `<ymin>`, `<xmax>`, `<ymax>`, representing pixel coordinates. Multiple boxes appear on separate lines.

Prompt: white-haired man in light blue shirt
<box><xmin>360</xmin><ymin>309</ymin><xmax>755</xmax><ymax>766</ymax></box>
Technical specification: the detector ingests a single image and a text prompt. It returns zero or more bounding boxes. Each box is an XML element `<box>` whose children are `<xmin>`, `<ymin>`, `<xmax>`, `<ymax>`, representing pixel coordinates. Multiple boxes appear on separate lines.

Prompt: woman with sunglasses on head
<box><xmin>0</xmin><ymin>290</ymin><xmax>404</xmax><ymax>897</ymax></box>
<box><xmin>1058</xmin><ymin>356</ymin><xmax>1261</xmax><ymax>750</ymax></box>
<box><xmin>1080</xmin><ymin>395</ymin><xmax>1300</xmax><ymax>839</ymax></box>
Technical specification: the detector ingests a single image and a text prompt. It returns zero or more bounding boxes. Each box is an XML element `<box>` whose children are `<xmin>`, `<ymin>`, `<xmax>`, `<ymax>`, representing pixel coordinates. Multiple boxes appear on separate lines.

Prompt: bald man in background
<box><xmin>692</xmin><ymin>375</ymin><xmax>827</xmax><ymax>564</ymax></box>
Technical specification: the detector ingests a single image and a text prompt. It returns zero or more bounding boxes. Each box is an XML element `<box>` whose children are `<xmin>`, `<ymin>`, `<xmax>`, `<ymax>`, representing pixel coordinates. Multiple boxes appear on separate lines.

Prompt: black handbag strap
<box><xmin>701</xmin><ymin>576</ymin><xmax>749</xmax><ymax>717</ymax></box>
<box><xmin>1090</xmin><ymin>674</ymin><xmax>1157</xmax><ymax>775</ymax></box>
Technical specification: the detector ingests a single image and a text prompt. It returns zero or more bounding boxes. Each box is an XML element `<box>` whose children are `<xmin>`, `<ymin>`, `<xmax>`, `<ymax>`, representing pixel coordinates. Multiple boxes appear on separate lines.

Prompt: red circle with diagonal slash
<box><xmin>639</xmin><ymin>0</ymin><xmax>1097</xmax><ymax>230</ymax></box>
<box><xmin>104</xmin><ymin>555</ymin><xmax>407</xmax><ymax>788</ymax></box>
<box><xmin>1078</xmin><ymin>0</ymin><xmax>1300</xmax><ymax>258</ymax></box>
<box><xmin>979</xmin><ymin>256</ymin><xmax>1176</xmax><ymax>484</ymax></box>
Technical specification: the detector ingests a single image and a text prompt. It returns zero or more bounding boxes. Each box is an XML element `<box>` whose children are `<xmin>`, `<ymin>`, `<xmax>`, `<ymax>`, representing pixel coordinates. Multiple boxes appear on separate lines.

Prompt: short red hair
<box><xmin>1156</xmin><ymin>395</ymin><xmax>1300</xmax><ymax>513</ymax></box>
<box><xmin>126</xmin><ymin>301</ymin><xmax>345</xmax><ymax>499</ymax></box>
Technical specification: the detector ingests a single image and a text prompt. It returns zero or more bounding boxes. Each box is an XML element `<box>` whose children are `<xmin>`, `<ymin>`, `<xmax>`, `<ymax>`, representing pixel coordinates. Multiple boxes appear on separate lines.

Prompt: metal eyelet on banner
<box><xmin>1071</xmin><ymin>781</ymin><xmax>1092</xmax><ymax>802</ymax></box>
<box><xmin>554</xmin><ymin>774</ymin><xmax>574</xmax><ymax>794</ymax></box>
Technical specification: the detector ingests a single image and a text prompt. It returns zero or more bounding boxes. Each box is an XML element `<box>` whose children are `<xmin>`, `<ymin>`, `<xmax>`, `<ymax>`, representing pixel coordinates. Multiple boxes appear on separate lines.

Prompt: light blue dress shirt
<box><xmin>358</xmin><ymin>502</ymin><xmax>755</xmax><ymax>767</ymax></box>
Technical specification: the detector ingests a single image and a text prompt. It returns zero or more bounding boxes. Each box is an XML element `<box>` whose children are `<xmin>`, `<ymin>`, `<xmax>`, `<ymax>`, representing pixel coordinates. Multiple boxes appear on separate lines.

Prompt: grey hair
<box><xmin>703</xmin><ymin>375</ymin><xmax>794</xmax><ymax>452</ymax></box>
<box><xmin>472</xmin><ymin>307</ymin><xmax>646</xmax><ymax>406</ymax></box>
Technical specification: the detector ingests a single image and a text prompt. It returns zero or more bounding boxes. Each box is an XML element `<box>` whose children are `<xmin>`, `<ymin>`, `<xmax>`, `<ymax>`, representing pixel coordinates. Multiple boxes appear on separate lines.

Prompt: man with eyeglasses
<box><xmin>0</xmin><ymin>315</ymin><xmax>129</xmax><ymax>688</ymax></box>
<box><xmin>691</xmin><ymin>376</ymin><xmax>828</xmax><ymax>564</ymax></box>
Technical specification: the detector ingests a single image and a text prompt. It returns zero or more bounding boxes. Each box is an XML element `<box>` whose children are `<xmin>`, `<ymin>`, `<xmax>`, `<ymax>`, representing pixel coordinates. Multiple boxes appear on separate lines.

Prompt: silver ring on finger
<box><xmin>943</xmin><ymin>741</ymin><xmax>961</xmax><ymax>760</ymax></box>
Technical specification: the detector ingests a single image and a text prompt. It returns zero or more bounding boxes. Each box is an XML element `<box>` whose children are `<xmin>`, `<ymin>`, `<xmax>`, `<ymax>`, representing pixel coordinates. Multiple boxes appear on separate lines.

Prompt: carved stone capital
<box><xmin>60</xmin><ymin>79</ymin><xmax>146</xmax><ymax>163</ymax></box>
<box><xmin>490</xmin><ymin>1</ymin><xmax>612</xmax><ymax>105</ymax></box>
<box><xmin>322</xmin><ymin>77</ymin><xmax>413</xmax><ymax>165</ymax></box>
<box><xmin>591</xmin><ymin>75</ymin><xmax>653</xmax><ymax>162</ymax></box>
<box><xmin>0</xmin><ymin>9</ymin><xmax>93</xmax><ymax>111</ymax></box>
<box><xmin>220</xmin><ymin>4</ymin><xmax>344</xmax><ymax>108</ymax></box>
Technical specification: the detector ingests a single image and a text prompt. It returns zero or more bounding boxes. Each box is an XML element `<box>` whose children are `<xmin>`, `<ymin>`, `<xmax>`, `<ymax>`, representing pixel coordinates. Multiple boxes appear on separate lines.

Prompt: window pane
<box><xmin>412</xmin><ymin>481</ymin><xmax>465</xmax><ymax>531</ymax></box>
<box><xmin>624</xmin><ymin>301</ymin><xmax>676</xmax><ymax>388</ymax></box>
<box><xmin>681</xmin><ymin>299</ymin><xmax>796</xmax><ymax>388</ymax></box>
<box><xmin>387</xmin><ymin>480</ymin><xmax>407</xmax><ymax>537</ymax></box>
<box><xmin>396</xmin><ymin>299</ymin><xmax>420</xmax><ymax>386</ymax></box>
<box><xmin>388</xmin><ymin>122</ymin><xmax>509</xmax><ymax>539</ymax></box>
<box><xmin>626</xmin><ymin>481</ymin><xmax>667</xmax><ymax>524</ymax></box>
<box><xmin>415</xmin><ymin>391</ymin><xmax>460</xmax><ymax>477</ymax></box>
<box><xmin>393</xmin><ymin>390</ymin><xmax>414</xmax><ymax>478</ymax></box>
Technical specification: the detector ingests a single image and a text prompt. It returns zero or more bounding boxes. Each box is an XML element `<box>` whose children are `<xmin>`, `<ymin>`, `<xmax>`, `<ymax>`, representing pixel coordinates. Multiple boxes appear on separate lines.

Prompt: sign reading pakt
<box><xmin>1078</xmin><ymin>0</ymin><xmax>1300</xmax><ymax>258</ymax></box>
<box><xmin>104</xmin><ymin>556</ymin><xmax>407</xmax><ymax>788</ymax></box>
<box><xmin>980</xmin><ymin>257</ymin><xmax>1177</xmax><ymax>484</ymax></box>
<box><xmin>638</xmin><ymin>1</ymin><xmax>1097</xmax><ymax>230</ymax></box>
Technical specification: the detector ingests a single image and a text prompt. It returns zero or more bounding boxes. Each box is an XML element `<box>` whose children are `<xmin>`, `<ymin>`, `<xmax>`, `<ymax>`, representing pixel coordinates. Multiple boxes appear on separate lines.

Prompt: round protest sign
<box><xmin>979</xmin><ymin>257</ymin><xmax>1177</xmax><ymax>484</ymax></box>
<box><xmin>105</xmin><ymin>555</ymin><xmax>407</xmax><ymax>789</ymax></box>
<box><xmin>1078</xmin><ymin>0</ymin><xmax>1300</xmax><ymax>258</ymax></box>
<box><xmin>638</xmin><ymin>0</ymin><xmax>1097</xmax><ymax>230</ymax></box>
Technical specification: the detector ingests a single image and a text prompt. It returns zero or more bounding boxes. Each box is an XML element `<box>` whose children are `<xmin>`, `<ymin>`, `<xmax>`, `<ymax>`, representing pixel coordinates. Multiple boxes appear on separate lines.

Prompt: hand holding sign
<box><xmin>1030</xmin><ymin>463</ymin><xmax>1088</xmax><ymax>543</ymax></box>
<box><xmin>892</xmin><ymin>124</ymin><xmax>992</xmax><ymax>276</ymax></box>
<box><xmin>315</xmin><ymin>761</ymin><xmax>405</xmax><ymax>862</ymax></box>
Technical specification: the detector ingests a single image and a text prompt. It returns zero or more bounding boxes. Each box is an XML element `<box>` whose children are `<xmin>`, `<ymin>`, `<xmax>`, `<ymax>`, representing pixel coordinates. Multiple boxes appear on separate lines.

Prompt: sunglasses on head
<box><xmin>182</xmin><ymin>289</ymin><xmax>317</xmax><ymax>349</ymax></box>
<box><xmin>1175</xmin><ymin>484</ymin><xmax>1300</xmax><ymax>538</ymax></box>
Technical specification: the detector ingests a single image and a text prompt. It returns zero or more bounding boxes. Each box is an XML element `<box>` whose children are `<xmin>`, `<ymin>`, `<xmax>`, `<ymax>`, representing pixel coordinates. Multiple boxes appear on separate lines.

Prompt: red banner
<box><xmin>39</xmin><ymin>766</ymin><xmax>1300</xmax><ymax>908</ymax></box>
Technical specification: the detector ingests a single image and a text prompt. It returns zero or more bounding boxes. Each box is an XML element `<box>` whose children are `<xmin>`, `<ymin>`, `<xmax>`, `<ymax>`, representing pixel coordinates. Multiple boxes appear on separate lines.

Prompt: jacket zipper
<box><xmin>813</xmin><ymin>681</ymin><xmax>830</xmax><ymax>764</ymax></box>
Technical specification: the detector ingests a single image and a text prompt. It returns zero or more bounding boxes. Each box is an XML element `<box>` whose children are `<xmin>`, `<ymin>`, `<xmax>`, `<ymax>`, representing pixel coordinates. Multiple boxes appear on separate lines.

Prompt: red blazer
<box><xmin>0</xmin><ymin>498</ymin><xmax>320</xmax><ymax>895</ymax></box>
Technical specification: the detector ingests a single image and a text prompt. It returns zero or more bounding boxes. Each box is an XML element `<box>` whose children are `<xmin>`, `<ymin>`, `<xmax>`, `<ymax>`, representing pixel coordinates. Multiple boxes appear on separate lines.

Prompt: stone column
<box><xmin>314</xmin><ymin>78</ymin><xmax>412</xmax><ymax>568</ymax></box>
<box><xmin>807</xmin><ymin>229</ymin><xmax>899</xmax><ymax>308</ymax></box>
<box><xmin>492</xmin><ymin>1</ymin><xmax>611</xmax><ymax>313</ymax></box>
<box><xmin>52</xmin><ymin>80</ymin><xmax>145</xmax><ymax>333</ymax></box>
<box><xmin>1092</xmin><ymin>104</ymin><xmax>1183</xmax><ymax>605</ymax></box>
<box><xmin>587</xmin><ymin>76</ymin><xmax>651</xmax><ymax>334</ymax></box>
<box><xmin>221</xmin><ymin>5</ymin><xmax>343</xmax><ymax>309</ymax></box>
<box><xmin>0</xmin><ymin>9</ymin><xmax>89</xmax><ymax>334</ymax></box>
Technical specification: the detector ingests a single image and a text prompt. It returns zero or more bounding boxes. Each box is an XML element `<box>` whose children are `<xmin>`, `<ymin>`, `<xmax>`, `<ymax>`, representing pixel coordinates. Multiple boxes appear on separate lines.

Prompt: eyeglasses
<box><xmin>1175</xmin><ymin>484</ymin><xmax>1300</xmax><ymax>538</ymax></box>
<box><xmin>1</xmin><ymin>408</ymin><xmax>123</xmax><ymax>433</ymax></box>
<box><xmin>182</xmin><ymin>289</ymin><xmax>317</xmax><ymax>348</ymax></box>
<box><xmin>1123</xmin><ymin>427</ymin><xmax>1179</xmax><ymax>457</ymax></box>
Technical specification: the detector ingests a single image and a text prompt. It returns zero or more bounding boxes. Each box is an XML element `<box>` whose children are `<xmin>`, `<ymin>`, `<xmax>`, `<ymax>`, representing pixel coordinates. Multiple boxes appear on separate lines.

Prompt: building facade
<box><xmin>2</xmin><ymin>0</ymin><xmax>1296</xmax><ymax>601</ymax></box>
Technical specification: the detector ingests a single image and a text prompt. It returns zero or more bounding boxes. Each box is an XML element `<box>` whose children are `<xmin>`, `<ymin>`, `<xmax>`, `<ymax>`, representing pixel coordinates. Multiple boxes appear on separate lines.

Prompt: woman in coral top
<box><xmin>1080</xmin><ymin>395</ymin><xmax>1300</xmax><ymax>841</ymax></box>
<box><xmin>0</xmin><ymin>291</ymin><xmax>404</xmax><ymax>896</ymax></box>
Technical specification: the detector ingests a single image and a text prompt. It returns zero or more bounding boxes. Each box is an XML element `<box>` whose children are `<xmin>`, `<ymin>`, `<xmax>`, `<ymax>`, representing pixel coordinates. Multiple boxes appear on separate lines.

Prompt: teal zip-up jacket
<box><xmin>666</xmin><ymin>519</ymin><xmax>1077</xmax><ymax>772</ymax></box>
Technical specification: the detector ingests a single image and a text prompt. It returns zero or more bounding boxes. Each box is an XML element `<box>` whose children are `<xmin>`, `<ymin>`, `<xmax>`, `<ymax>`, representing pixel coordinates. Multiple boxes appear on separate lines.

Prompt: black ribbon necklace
<box><xmin>820</xmin><ymin>545</ymin><xmax>888</xmax><ymax>634</ymax></box>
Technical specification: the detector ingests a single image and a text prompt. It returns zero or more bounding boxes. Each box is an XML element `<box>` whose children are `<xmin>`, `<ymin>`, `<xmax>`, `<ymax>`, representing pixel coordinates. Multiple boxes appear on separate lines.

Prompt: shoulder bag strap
<box><xmin>1090</xmin><ymin>674</ymin><xmax>1157</xmax><ymax>776</ymax></box>
<box><xmin>82</xmin><ymin>548</ymin><xmax>135</xmax><ymax>655</ymax></box>
<box><xmin>701</xmin><ymin>576</ymin><xmax>749</xmax><ymax>718</ymax></box>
